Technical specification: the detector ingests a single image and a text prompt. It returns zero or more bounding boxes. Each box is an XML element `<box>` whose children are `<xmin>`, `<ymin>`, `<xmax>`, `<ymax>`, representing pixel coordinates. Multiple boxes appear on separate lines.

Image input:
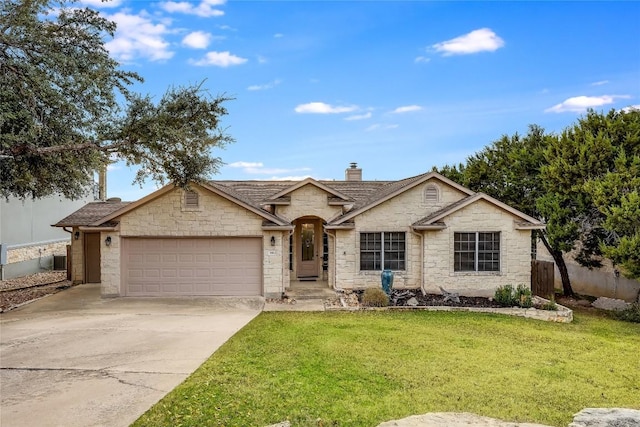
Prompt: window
<box><xmin>184</xmin><ymin>190</ymin><xmax>199</xmax><ymax>209</ymax></box>
<box><xmin>424</xmin><ymin>184</ymin><xmax>439</xmax><ymax>203</ymax></box>
<box><xmin>360</xmin><ymin>232</ymin><xmax>406</xmax><ymax>270</ymax></box>
<box><xmin>454</xmin><ymin>232</ymin><xmax>500</xmax><ymax>272</ymax></box>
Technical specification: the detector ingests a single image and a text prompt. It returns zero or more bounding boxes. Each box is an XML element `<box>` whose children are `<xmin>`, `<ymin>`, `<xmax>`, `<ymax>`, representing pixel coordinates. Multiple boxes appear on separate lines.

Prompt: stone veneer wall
<box><xmin>334</xmin><ymin>180</ymin><xmax>469</xmax><ymax>290</ymax></box>
<box><xmin>6</xmin><ymin>239</ymin><xmax>68</xmax><ymax>264</ymax></box>
<box><xmin>423</xmin><ymin>199</ymin><xmax>532</xmax><ymax>297</ymax></box>
<box><xmin>276</xmin><ymin>184</ymin><xmax>343</xmax><ymax>222</ymax></box>
<box><xmin>70</xmin><ymin>232</ymin><xmax>84</xmax><ymax>283</ymax></box>
<box><xmin>101</xmin><ymin>186</ymin><xmax>285</xmax><ymax>297</ymax></box>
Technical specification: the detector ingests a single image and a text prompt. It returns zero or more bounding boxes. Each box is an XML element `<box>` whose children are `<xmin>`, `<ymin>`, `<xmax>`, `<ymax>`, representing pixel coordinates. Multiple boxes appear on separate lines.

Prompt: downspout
<box><xmin>410</xmin><ymin>228</ymin><xmax>425</xmax><ymax>295</ymax></box>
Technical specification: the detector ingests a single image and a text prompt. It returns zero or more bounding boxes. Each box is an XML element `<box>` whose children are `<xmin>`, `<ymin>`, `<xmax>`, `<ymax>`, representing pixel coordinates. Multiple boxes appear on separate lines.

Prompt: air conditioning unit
<box><xmin>53</xmin><ymin>255</ymin><xmax>67</xmax><ymax>271</ymax></box>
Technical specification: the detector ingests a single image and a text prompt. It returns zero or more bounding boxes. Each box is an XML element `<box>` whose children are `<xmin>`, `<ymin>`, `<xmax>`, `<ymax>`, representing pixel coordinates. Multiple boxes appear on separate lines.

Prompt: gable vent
<box><xmin>424</xmin><ymin>185</ymin><xmax>439</xmax><ymax>203</ymax></box>
<box><xmin>185</xmin><ymin>190</ymin><xmax>199</xmax><ymax>208</ymax></box>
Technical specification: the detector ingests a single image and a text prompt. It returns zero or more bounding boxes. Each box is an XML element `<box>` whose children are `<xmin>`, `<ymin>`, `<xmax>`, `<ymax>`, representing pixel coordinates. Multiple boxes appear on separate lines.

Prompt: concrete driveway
<box><xmin>0</xmin><ymin>284</ymin><xmax>262</xmax><ymax>427</ymax></box>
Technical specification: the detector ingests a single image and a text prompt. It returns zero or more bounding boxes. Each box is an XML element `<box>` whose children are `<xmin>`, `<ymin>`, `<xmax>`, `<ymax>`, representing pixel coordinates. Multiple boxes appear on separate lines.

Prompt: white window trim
<box><xmin>453</xmin><ymin>231</ymin><xmax>501</xmax><ymax>273</ymax></box>
<box><xmin>359</xmin><ymin>231</ymin><xmax>406</xmax><ymax>271</ymax></box>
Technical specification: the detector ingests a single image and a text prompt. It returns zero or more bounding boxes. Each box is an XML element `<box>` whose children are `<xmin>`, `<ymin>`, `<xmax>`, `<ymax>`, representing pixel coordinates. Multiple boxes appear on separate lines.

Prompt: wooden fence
<box><xmin>531</xmin><ymin>260</ymin><xmax>555</xmax><ymax>298</ymax></box>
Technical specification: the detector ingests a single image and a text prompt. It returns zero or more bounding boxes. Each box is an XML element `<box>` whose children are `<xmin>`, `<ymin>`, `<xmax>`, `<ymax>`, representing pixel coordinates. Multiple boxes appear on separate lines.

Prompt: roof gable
<box><xmin>331</xmin><ymin>172</ymin><xmax>474</xmax><ymax>224</ymax></box>
<box><xmin>269</xmin><ymin>178</ymin><xmax>352</xmax><ymax>201</ymax></box>
<box><xmin>90</xmin><ymin>182</ymin><xmax>288</xmax><ymax>227</ymax></box>
<box><xmin>412</xmin><ymin>193</ymin><xmax>545</xmax><ymax>229</ymax></box>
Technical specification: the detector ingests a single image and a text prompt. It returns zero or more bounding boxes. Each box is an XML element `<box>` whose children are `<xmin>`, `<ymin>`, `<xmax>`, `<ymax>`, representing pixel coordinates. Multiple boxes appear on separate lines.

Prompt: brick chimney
<box><xmin>345</xmin><ymin>162</ymin><xmax>362</xmax><ymax>181</ymax></box>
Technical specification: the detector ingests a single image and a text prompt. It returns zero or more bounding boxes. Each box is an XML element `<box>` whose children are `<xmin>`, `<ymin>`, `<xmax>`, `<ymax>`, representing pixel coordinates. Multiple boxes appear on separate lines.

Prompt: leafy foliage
<box><xmin>615</xmin><ymin>303</ymin><xmax>640</xmax><ymax>323</ymax></box>
<box><xmin>493</xmin><ymin>284</ymin><xmax>532</xmax><ymax>308</ymax></box>
<box><xmin>538</xmin><ymin>109</ymin><xmax>640</xmax><ymax>279</ymax></box>
<box><xmin>0</xmin><ymin>0</ymin><xmax>233</xmax><ymax>200</ymax></box>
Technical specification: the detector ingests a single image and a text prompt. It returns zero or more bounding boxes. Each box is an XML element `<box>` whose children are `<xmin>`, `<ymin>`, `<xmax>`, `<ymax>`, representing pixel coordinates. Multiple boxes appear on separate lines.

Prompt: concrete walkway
<box><xmin>0</xmin><ymin>284</ymin><xmax>262</xmax><ymax>427</ymax></box>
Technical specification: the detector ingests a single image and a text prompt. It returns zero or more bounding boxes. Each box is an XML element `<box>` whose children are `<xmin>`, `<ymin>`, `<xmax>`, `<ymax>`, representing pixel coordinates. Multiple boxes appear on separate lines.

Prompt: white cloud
<box><xmin>591</xmin><ymin>80</ymin><xmax>610</xmax><ymax>86</ymax></box>
<box><xmin>294</xmin><ymin>102</ymin><xmax>357</xmax><ymax>114</ymax></box>
<box><xmin>544</xmin><ymin>95</ymin><xmax>631</xmax><ymax>113</ymax></box>
<box><xmin>80</xmin><ymin>0</ymin><xmax>123</xmax><ymax>8</ymax></box>
<box><xmin>274</xmin><ymin>33</ymin><xmax>284</xmax><ymax>38</ymax></box>
<box><xmin>623</xmin><ymin>105</ymin><xmax>640</xmax><ymax>113</ymax></box>
<box><xmin>257</xmin><ymin>55</ymin><xmax>268</xmax><ymax>64</ymax></box>
<box><xmin>182</xmin><ymin>31</ymin><xmax>212</xmax><ymax>49</ymax></box>
<box><xmin>414</xmin><ymin>56</ymin><xmax>430</xmax><ymax>63</ymax></box>
<box><xmin>391</xmin><ymin>105</ymin><xmax>423</xmax><ymax>114</ymax></box>
<box><xmin>161</xmin><ymin>0</ymin><xmax>225</xmax><ymax>17</ymax></box>
<box><xmin>345</xmin><ymin>112</ymin><xmax>372</xmax><ymax>121</ymax></box>
<box><xmin>247</xmin><ymin>79</ymin><xmax>282</xmax><ymax>91</ymax></box>
<box><xmin>268</xmin><ymin>175</ymin><xmax>313</xmax><ymax>181</ymax></box>
<box><xmin>104</xmin><ymin>11</ymin><xmax>173</xmax><ymax>62</ymax></box>
<box><xmin>228</xmin><ymin>162</ymin><xmax>311</xmax><ymax>176</ymax></box>
<box><xmin>365</xmin><ymin>123</ymin><xmax>399</xmax><ymax>132</ymax></box>
<box><xmin>189</xmin><ymin>51</ymin><xmax>248</xmax><ymax>67</ymax></box>
<box><xmin>432</xmin><ymin>28</ymin><xmax>505</xmax><ymax>56</ymax></box>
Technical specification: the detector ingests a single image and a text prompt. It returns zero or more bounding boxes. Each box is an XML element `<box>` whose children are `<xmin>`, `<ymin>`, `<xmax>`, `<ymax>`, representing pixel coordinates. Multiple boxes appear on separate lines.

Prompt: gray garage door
<box><xmin>122</xmin><ymin>238</ymin><xmax>262</xmax><ymax>296</ymax></box>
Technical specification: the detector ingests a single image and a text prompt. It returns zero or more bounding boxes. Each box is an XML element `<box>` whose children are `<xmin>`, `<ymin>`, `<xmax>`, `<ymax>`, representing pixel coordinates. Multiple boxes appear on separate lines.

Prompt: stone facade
<box><xmin>275</xmin><ymin>184</ymin><xmax>343</xmax><ymax>222</ymax></box>
<box><xmin>6</xmin><ymin>240</ymin><xmax>68</xmax><ymax>264</ymax></box>
<box><xmin>99</xmin><ymin>186</ymin><xmax>286</xmax><ymax>297</ymax></box>
<box><xmin>423</xmin><ymin>199</ymin><xmax>532</xmax><ymax>297</ymax></box>
<box><xmin>336</xmin><ymin>180</ymin><xmax>470</xmax><ymax>290</ymax></box>
<box><xmin>65</xmin><ymin>174</ymin><xmax>539</xmax><ymax>299</ymax></box>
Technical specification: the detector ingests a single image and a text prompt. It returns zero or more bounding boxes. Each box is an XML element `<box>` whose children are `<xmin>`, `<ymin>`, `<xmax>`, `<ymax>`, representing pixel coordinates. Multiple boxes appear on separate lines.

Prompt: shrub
<box><xmin>615</xmin><ymin>303</ymin><xmax>640</xmax><ymax>323</ymax></box>
<box><xmin>494</xmin><ymin>285</ymin><xmax>533</xmax><ymax>308</ymax></box>
<box><xmin>516</xmin><ymin>285</ymin><xmax>533</xmax><ymax>308</ymax></box>
<box><xmin>361</xmin><ymin>288</ymin><xmax>389</xmax><ymax>307</ymax></box>
<box><xmin>494</xmin><ymin>285</ymin><xmax>517</xmax><ymax>307</ymax></box>
<box><xmin>541</xmin><ymin>296</ymin><xmax>558</xmax><ymax>311</ymax></box>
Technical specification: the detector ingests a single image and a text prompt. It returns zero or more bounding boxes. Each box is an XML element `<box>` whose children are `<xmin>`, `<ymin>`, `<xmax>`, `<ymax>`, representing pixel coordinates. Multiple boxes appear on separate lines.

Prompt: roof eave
<box><xmin>262</xmin><ymin>224</ymin><xmax>295</xmax><ymax>231</ymax></box>
<box><xmin>324</xmin><ymin>224</ymin><xmax>355</xmax><ymax>230</ymax></box>
<box><xmin>515</xmin><ymin>223</ymin><xmax>546</xmax><ymax>230</ymax></box>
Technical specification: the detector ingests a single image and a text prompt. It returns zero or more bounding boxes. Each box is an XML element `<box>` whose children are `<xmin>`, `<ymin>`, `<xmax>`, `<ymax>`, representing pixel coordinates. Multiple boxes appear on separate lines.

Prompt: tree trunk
<box><xmin>540</xmin><ymin>233</ymin><xmax>574</xmax><ymax>297</ymax></box>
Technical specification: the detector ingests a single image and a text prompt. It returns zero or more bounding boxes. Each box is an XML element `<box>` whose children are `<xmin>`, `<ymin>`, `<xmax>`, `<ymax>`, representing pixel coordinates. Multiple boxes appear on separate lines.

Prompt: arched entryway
<box><xmin>291</xmin><ymin>216</ymin><xmax>327</xmax><ymax>280</ymax></box>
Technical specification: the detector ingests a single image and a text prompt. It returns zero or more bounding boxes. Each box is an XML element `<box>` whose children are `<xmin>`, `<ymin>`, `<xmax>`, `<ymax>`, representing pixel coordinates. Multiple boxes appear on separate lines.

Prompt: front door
<box><xmin>85</xmin><ymin>233</ymin><xmax>101</xmax><ymax>283</ymax></box>
<box><xmin>297</xmin><ymin>221</ymin><xmax>319</xmax><ymax>278</ymax></box>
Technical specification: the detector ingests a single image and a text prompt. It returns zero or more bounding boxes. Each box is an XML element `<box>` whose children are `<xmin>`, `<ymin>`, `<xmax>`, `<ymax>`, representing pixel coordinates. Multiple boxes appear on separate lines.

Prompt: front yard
<box><xmin>133</xmin><ymin>310</ymin><xmax>640</xmax><ymax>427</ymax></box>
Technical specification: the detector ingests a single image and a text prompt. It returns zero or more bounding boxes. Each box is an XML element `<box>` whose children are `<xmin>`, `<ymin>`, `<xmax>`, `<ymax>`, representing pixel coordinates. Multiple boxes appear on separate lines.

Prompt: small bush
<box><xmin>516</xmin><ymin>285</ymin><xmax>533</xmax><ymax>308</ymax></box>
<box><xmin>494</xmin><ymin>284</ymin><xmax>533</xmax><ymax>308</ymax></box>
<box><xmin>494</xmin><ymin>285</ymin><xmax>517</xmax><ymax>307</ymax></box>
<box><xmin>541</xmin><ymin>296</ymin><xmax>558</xmax><ymax>311</ymax></box>
<box><xmin>361</xmin><ymin>288</ymin><xmax>389</xmax><ymax>307</ymax></box>
<box><xmin>615</xmin><ymin>303</ymin><xmax>640</xmax><ymax>323</ymax></box>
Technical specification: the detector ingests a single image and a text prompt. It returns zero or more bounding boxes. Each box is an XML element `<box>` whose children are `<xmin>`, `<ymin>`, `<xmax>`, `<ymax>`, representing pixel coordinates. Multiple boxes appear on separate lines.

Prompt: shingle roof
<box><xmin>54</xmin><ymin>172</ymin><xmax>542</xmax><ymax>229</ymax></box>
<box><xmin>54</xmin><ymin>201</ymin><xmax>131</xmax><ymax>227</ymax></box>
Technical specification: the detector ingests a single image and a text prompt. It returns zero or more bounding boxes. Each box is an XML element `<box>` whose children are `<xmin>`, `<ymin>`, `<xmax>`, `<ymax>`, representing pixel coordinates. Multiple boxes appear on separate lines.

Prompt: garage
<box><xmin>122</xmin><ymin>237</ymin><xmax>262</xmax><ymax>296</ymax></box>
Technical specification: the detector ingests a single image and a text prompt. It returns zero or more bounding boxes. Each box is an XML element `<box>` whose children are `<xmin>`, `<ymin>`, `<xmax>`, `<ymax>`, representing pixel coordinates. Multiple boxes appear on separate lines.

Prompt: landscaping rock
<box><xmin>592</xmin><ymin>297</ymin><xmax>631</xmax><ymax>312</ymax></box>
<box><xmin>405</xmin><ymin>297</ymin><xmax>419</xmax><ymax>307</ymax></box>
<box><xmin>569</xmin><ymin>408</ymin><xmax>640</xmax><ymax>427</ymax></box>
<box><xmin>378</xmin><ymin>412</ymin><xmax>552</xmax><ymax>427</ymax></box>
<box><xmin>265</xmin><ymin>422</ymin><xmax>291</xmax><ymax>427</ymax></box>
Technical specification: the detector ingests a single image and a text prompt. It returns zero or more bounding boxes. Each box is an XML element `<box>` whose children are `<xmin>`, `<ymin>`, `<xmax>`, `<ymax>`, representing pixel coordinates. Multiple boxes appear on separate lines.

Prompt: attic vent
<box><xmin>424</xmin><ymin>184</ymin><xmax>439</xmax><ymax>203</ymax></box>
<box><xmin>185</xmin><ymin>190</ymin><xmax>199</xmax><ymax>208</ymax></box>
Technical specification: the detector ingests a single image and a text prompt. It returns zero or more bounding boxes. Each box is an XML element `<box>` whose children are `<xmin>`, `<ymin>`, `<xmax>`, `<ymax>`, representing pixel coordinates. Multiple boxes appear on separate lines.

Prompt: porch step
<box><xmin>286</xmin><ymin>281</ymin><xmax>336</xmax><ymax>300</ymax></box>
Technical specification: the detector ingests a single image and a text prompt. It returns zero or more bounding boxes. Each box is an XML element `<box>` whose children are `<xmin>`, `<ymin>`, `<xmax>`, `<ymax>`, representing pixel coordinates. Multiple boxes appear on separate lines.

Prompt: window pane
<box><xmin>478</xmin><ymin>232</ymin><xmax>500</xmax><ymax>272</ymax></box>
<box><xmin>360</xmin><ymin>233</ymin><xmax>382</xmax><ymax>270</ymax></box>
<box><xmin>454</xmin><ymin>232</ymin><xmax>476</xmax><ymax>271</ymax></box>
<box><xmin>383</xmin><ymin>232</ymin><xmax>405</xmax><ymax>270</ymax></box>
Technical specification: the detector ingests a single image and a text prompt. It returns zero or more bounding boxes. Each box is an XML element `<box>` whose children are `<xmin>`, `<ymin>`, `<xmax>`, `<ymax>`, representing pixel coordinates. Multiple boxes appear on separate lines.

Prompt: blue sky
<box><xmin>81</xmin><ymin>0</ymin><xmax>640</xmax><ymax>201</ymax></box>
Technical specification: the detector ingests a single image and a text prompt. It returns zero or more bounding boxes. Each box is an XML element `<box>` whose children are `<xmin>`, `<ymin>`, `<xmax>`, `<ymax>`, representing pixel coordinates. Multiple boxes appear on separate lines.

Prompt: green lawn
<box><xmin>133</xmin><ymin>311</ymin><xmax>640</xmax><ymax>427</ymax></box>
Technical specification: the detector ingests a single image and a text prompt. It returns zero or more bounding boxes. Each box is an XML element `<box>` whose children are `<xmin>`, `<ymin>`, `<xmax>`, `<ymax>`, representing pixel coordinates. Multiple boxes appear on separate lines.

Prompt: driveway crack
<box><xmin>0</xmin><ymin>366</ymin><xmax>179</xmax><ymax>393</ymax></box>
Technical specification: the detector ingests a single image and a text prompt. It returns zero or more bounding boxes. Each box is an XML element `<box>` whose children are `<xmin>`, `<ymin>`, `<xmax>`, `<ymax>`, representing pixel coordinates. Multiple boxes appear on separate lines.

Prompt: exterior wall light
<box><xmin>105</xmin><ymin>236</ymin><xmax>112</xmax><ymax>246</ymax></box>
<box><xmin>74</xmin><ymin>231</ymin><xmax>80</xmax><ymax>240</ymax></box>
<box><xmin>270</xmin><ymin>236</ymin><xmax>276</xmax><ymax>246</ymax></box>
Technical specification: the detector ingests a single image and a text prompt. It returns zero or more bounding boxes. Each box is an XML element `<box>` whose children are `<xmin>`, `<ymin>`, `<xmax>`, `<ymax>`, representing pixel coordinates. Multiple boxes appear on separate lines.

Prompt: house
<box><xmin>54</xmin><ymin>164</ymin><xmax>544</xmax><ymax>298</ymax></box>
<box><xmin>1</xmin><ymin>193</ymin><xmax>93</xmax><ymax>280</ymax></box>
